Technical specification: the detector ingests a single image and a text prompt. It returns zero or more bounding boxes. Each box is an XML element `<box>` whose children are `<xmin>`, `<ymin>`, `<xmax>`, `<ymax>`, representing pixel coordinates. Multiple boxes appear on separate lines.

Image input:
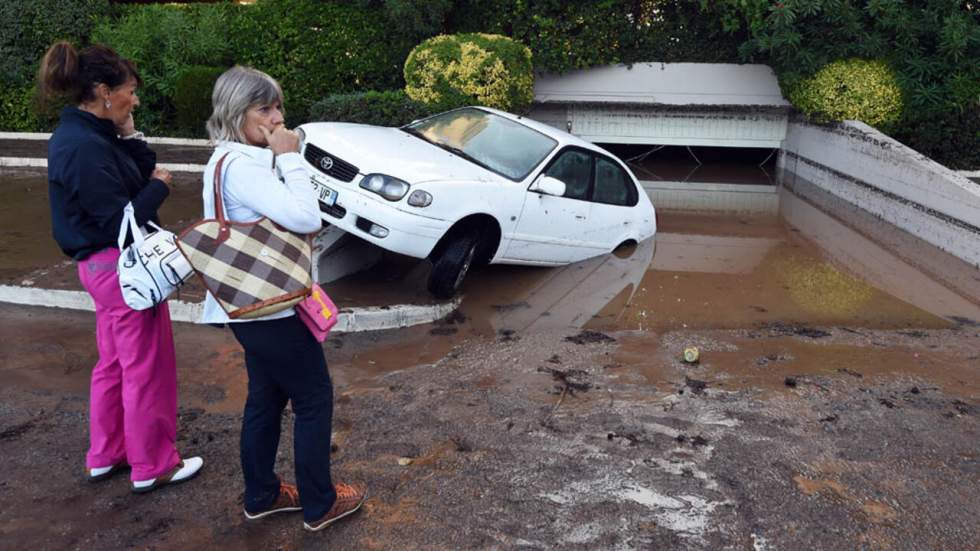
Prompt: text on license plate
<box><xmin>311</xmin><ymin>177</ymin><xmax>337</xmax><ymax>207</ymax></box>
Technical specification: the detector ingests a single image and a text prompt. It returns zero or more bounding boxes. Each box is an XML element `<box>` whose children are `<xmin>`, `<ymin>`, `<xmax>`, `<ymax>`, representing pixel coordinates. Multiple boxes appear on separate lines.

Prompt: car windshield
<box><xmin>402</xmin><ymin>108</ymin><xmax>558</xmax><ymax>180</ymax></box>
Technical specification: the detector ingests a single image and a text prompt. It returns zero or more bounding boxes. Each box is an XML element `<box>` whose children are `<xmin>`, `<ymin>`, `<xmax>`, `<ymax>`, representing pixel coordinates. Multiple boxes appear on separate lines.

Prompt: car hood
<box><xmin>300</xmin><ymin>122</ymin><xmax>499</xmax><ymax>184</ymax></box>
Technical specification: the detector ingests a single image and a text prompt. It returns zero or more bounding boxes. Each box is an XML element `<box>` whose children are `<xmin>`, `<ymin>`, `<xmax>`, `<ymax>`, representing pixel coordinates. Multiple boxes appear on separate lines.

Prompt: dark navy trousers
<box><xmin>230</xmin><ymin>314</ymin><xmax>336</xmax><ymax>522</ymax></box>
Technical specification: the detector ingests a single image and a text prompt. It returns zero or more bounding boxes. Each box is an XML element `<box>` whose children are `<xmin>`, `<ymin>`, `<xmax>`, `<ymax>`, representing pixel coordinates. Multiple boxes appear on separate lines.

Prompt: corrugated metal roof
<box><xmin>534</xmin><ymin>63</ymin><xmax>791</xmax><ymax>107</ymax></box>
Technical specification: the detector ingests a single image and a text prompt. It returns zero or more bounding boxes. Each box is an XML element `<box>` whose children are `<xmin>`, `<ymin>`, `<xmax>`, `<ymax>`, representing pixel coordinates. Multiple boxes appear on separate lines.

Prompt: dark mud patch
<box><xmin>564</xmin><ymin>330</ymin><xmax>616</xmax><ymax>345</ymax></box>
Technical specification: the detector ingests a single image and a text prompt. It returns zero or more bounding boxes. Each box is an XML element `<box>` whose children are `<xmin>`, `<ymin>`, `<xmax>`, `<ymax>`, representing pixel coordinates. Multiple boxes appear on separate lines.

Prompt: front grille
<box><xmin>304</xmin><ymin>143</ymin><xmax>359</xmax><ymax>182</ymax></box>
<box><xmin>319</xmin><ymin>202</ymin><xmax>346</xmax><ymax>219</ymax></box>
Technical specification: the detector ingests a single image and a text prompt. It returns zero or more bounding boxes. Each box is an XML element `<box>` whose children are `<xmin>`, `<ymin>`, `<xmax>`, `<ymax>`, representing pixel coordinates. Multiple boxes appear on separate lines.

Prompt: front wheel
<box><xmin>427</xmin><ymin>232</ymin><xmax>478</xmax><ymax>299</ymax></box>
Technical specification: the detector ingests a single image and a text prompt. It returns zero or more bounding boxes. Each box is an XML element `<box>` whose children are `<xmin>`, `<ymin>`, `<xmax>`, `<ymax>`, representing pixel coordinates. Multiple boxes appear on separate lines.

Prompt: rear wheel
<box><xmin>427</xmin><ymin>232</ymin><xmax>478</xmax><ymax>298</ymax></box>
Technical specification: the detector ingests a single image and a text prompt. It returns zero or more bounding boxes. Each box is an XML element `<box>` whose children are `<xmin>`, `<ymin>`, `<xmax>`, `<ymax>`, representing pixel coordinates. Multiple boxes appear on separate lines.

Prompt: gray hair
<box><xmin>206</xmin><ymin>66</ymin><xmax>284</xmax><ymax>143</ymax></box>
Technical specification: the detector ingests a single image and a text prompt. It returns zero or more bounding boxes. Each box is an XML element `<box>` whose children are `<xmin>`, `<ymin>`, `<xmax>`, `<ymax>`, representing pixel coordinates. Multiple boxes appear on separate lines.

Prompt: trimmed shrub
<box><xmin>787</xmin><ymin>59</ymin><xmax>904</xmax><ymax>129</ymax></box>
<box><xmin>174</xmin><ymin>66</ymin><xmax>225</xmax><ymax>136</ymax></box>
<box><xmin>308</xmin><ymin>90</ymin><xmax>438</xmax><ymax>127</ymax></box>
<box><xmin>404</xmin><ymin>33</ymin><xmax>533</xmax><ymax>112</ymax></box>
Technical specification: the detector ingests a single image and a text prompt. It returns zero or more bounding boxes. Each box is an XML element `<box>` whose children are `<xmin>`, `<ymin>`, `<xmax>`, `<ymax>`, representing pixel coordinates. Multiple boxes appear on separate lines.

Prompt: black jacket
<box><xmin>47</xmin><ymin>107</ymin><xmax>170</xmax><ymax>260</ymax></box>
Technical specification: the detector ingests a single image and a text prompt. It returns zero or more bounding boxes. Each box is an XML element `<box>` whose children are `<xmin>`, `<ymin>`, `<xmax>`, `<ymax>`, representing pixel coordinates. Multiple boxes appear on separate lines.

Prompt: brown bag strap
<box><xmin>213</xmin><ymin>152</ymin><xmax>231</xmax><ymax>243</ymax></box>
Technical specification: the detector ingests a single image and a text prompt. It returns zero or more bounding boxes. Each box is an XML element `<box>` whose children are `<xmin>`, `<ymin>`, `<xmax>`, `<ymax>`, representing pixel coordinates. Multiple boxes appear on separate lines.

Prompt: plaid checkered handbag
<box><xmin>177</xmin><ymin>152</ymin><xmax>313</xmax><ymax>320</ymax></box>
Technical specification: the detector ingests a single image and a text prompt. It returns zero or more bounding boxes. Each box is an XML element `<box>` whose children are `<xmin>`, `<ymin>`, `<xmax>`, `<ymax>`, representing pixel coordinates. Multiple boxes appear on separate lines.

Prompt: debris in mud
<box><xmin>837</xmin><ymin>368</ymin><xmax>863</xmax><ymax>378</ymax></box>
<box><xmin>538</xmin><ymin>366</ymin><xmax>592</xmax><ymax>394</ymax></box>
<box><xmin>397</xmin><ymin>457</ymin><xmax>413</xmax><ymax>466</ymax></box>
<box><xmin>951</xmin><ymin>400</ymin><xmax>975</xmax><ymax>416</ymax></box>
<box><xmin>784</xmin><ymin>377</ymin><xmax>798</xmax><ymax>388</ymax></box>
<box><xmin>749</xmin><ymin>305</ymin><xmax>768</xmax><ymax>313</ymax></box>
<box><xmin>819</xmin><ymin>414</ymin><xmax>839</xmax><ymax>423</ymax></box>
<box><xmin>764</xmin><ymin>322</ymin><xmax>831</xmax><ymax>339</ymax></box>
<box><xmin>684</xmin><ymin>376</ymin><xmax>708</xmax><ymax>395</ymax></box>
<box><xmin>677</xmin><ymin>434</ymin><xmax>710</xmax><ymax>447</ymax></box>
<box><xmin>564</xmin><ymin>330</ymin><xmax>616</xmax><ymax>345</ymax></box>
<box><xmin>450</xmin><ymin>435</ymin><xmax>473</xmax><ymax>452</ymax></box>
<box><xmin>490</xmin><ymin>301</ymin><xmax>530</xmax><ymax>312</ymax></box>
<box><xmin>907</xmin><ymin>387</ymin><xmax>920</xmax><ymax>395</ymax></box>
<box><xmin>682</xmin><ymin>346</ymin><xmax>700</xmax><ymax>364</ymax></box>
<box><xmin>950</xmin><ymin>316</ymin><xmax>979</xmax><ymax>328</ymax></box>
<box><xmin>546</xmin><ymin>354</ymin><xmax>561</xmax><ymax>364</ymax></box>
<box><xmin>441</xmin><ymin>309</ymin><xmax>467</xmax><ymax>325</ymax></box>
<box><xmin>0</xmin><ymin>421</ymin><xmax>34</xmax><ymax>440</ymax></box>
<box><xmin>879</xmin><ymin>398</ymin><xmax>897</xmax><ymax>409</ymax></box>
<box><xmin>756</xmin><ymin>353</ymin><xmax>790</xmax><ymax>367</ymax></box>
<box><xmin>498</xmin><ymin>329</ymin><xmax>519</xmax><ymax>342</ymax></box>
<box><xmin>429</xmin><ymin>326</ymin><xmax>458</xmax><ymax>336</ymax></box>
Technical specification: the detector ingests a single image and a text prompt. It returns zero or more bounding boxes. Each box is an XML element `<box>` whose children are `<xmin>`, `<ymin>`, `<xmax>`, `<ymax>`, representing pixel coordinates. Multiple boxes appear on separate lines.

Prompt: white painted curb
<box><xmin>0</xmin><ymin>157</ymin><xmax>205</xmax><ymax>173</ymax></box>
<box><xmin>0</xmin><ymin>284</ymin><xmax>460</xmax><ymax>333</ymax></box>
<box><xmin>0</xmin><ymin>131</ymin><xmax>211</xmax><ymax>147</ymax></box>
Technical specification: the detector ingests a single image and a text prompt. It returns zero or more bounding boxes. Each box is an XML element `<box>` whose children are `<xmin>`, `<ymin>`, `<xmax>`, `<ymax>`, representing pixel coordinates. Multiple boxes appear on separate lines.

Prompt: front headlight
<box><xmin>360</xmin><ymin>173</ymin><xmax>410</xmax><ymax>201</ymax></box>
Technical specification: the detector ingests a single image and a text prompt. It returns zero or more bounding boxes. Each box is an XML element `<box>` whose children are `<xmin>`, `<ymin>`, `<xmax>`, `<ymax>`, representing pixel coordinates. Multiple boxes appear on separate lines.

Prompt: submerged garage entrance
<box><xmin>528</xmin><ymin>62</ymin><xmax>791</xmax><ymax>213</ymax></box>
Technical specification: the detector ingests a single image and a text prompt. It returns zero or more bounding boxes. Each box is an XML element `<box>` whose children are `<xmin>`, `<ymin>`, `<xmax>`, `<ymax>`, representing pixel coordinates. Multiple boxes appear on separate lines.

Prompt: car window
<box><xmin>593</xmin><ymin>157</ymin><xmax>635</xmax><ymax>206</ymax></box>
<box><xmin>545</xmin><ymin>150</ymin><xmax>592</xmax><ymax>200</ymax></box>
<box><xmin>403</xmin><ymin>108</ymin><xmax>558</xmax><ymax>181</ymax></box>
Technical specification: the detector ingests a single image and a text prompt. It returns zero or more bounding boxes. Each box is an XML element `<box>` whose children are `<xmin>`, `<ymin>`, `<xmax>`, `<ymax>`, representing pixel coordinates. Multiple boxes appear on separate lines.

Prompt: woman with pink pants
<box><xmin>39</xmin><ymin>41</ymin><xmax>202</xmax><ymax>492</ymax></box>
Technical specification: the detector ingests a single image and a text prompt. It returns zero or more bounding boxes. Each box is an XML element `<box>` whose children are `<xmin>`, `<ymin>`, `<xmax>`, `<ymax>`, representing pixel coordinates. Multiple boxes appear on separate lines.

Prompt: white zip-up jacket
<box><xmin>198</xmin><ymin>141</ymin><xmax>321</xmax><ymax>324</ymax></box>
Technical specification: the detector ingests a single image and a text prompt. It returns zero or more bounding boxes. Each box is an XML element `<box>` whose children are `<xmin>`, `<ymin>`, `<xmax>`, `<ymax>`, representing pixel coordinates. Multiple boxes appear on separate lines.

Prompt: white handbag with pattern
<box><xmin>116</xmin><ymin>202</ymin><xmax>193</xmax><ymax>310</ymax></box>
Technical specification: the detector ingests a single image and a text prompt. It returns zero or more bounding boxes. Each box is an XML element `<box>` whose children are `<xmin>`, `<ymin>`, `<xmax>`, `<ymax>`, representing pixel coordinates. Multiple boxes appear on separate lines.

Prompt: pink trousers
<box><xmin>78</xmin><ymin>248</ymin><xmax>180</xmax><ymax>480</ymax></box>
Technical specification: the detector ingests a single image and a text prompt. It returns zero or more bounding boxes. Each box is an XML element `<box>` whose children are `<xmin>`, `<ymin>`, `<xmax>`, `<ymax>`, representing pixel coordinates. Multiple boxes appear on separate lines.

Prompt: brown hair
<box><xmin>37</xmin><ymin>41</ymin><xmax>142</xmax><ymax>105</ymax></box>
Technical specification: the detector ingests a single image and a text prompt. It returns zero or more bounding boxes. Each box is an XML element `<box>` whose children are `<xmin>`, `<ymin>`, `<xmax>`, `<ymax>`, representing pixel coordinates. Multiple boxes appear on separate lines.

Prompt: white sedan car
<box><xmin>298</xmin><ymin>106</ymin><xmax>657</xmax><ymax>298</ymax></box>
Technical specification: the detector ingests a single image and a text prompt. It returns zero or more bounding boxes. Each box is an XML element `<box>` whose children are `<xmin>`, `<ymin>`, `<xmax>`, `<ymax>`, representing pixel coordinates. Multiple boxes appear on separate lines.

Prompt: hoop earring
<box><xmin>105</xmin><ymin>100</ymin><xmax>111</xmax><ymax>109</ymax></box>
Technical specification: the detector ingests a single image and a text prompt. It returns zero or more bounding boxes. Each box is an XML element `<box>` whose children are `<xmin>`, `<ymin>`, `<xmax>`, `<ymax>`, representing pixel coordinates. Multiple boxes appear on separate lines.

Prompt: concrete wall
<box><xmin>530</xmin><ymin>104</ymin><xmax>788</xmax><ymax>148</ymax></box>
<box><xmin>779</xmin><ymin>121</ymin><xmax>980</xmax><ymax>267</ymax></box>
<box><xmin>641</xmin><ymin>182</ymin><xmax>778</xmax><ymax>214</ymax></box>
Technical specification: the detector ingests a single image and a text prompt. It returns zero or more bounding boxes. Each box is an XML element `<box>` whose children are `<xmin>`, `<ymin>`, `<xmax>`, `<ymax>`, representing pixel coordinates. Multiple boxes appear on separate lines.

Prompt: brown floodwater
<box><xmin>2</xmin><ymin>166</ymin><xmax>978</xmax><ymax>335</ymax></box>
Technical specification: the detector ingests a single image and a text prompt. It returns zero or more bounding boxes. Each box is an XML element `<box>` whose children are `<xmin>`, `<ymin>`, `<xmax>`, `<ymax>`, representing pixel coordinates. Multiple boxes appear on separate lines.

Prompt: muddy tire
<box><xmin>427</xmin><ymin>232</ymin><xmax>478</xmax><ymax>299</ymax></box>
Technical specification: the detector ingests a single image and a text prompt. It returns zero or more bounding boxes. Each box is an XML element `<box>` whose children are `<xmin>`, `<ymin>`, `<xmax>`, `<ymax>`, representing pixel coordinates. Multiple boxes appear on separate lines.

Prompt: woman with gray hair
<box><xmin>201</xmin><ymin>66</ymin><xmax>365</xmax><ymax>531</ymax></box>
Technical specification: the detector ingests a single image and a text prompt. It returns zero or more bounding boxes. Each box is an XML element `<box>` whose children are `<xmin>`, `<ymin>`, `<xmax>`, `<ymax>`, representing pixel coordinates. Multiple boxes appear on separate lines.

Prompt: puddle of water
<box><xmin>3</xmin><ymin>167</ymin><xmax>978</xmax><ymax>335</ymax></box>
<box><xmin>614</xmin><ymin>332</ymin><xmax>980</xmax><ymax>397</ymax></box>
<box><xmin>319</xmin><ymin>184</ymin><xmax>979</xmax><ymax>335</ymax></box>
<box><xmin>0</xmin><ymin>168</ymin><xmax>204</xmax><ymax>282</ymax></box>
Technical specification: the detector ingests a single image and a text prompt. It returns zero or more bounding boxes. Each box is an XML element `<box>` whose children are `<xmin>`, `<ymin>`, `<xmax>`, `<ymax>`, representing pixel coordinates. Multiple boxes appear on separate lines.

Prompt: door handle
<box><xmin>575</xmin><ymin>215</ymin><xmax>586</xmax><ymax>220</ymax></box>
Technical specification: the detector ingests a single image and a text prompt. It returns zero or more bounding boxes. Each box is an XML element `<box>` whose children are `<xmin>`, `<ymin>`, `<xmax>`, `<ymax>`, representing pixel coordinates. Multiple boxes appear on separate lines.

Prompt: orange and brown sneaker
<box><xmin>244</xmin><ymin>481</ymin><xmax>302</xmax><ymax>520</ymax></box>
<box><xmin>303</xmin><ymin>482</ymin><xmax>367</xmax><ymax>531</ymax></box>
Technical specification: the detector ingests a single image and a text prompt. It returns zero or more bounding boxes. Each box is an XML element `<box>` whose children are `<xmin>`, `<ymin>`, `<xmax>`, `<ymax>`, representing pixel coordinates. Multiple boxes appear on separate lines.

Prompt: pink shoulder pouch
<box><xmin>296</xmin><ymin>283</ymin><xmax>338</xmax><ymax>343</ymax></box>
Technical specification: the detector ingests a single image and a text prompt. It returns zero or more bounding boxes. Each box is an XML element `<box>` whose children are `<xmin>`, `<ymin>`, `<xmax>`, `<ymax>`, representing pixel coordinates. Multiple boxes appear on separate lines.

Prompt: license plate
<box><xmin>311</xmin><ymin>176</ymin><xmax>337</xmax><ymax>206</ymax></box>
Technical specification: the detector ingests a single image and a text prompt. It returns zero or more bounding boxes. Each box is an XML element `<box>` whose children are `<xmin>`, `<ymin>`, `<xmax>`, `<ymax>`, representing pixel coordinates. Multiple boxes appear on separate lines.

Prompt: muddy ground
<box><xmin>1</xmin><ymin>300</ymin><xmax>978</xmax><ymax>550</ymax></box>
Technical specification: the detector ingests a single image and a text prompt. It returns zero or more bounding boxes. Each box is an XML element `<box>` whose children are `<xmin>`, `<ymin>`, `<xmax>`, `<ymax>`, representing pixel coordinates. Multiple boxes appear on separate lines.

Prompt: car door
<box><xmin>587</xmin><ymin>155</ymin><xmax>640</xmax><ymax>252</ymax></box>
<box><xmin>505</xmin><ymin>148</ymin><xmax>594</xmax><ymax>264</ymax></box>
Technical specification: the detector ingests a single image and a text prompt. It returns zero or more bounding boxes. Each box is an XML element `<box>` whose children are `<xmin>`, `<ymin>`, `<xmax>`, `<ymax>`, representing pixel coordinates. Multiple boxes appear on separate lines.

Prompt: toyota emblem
<box><xmin>320</xmin><ymin>156</ymin><xmax>334</xmax><ymax>171</ymax></box>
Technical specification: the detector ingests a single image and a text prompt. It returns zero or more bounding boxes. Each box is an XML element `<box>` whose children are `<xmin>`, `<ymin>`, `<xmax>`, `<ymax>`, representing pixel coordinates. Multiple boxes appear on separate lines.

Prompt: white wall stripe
<box><xmin>0</xmin><ymin>157</ymin><xmax>205</xmax><ymax>172</ymax></box>
<box><xmin>0</xmin><ymin>131</ymin><xmax>211</xmax><ymax>147</ymax></box>
<box><xmin>0</xmin><ymin>284</ymin><xmax>460</xmax><ymax>333</ymax></box>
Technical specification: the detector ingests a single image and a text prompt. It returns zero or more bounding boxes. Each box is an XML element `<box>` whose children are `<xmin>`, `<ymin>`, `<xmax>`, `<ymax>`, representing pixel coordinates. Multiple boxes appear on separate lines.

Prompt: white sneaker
<box><xmin>86</xmin><ymin>463</ymin><xmax>126</xmax><ymax>483</ymax></box>
<box><xmin>132</xmin><ymin>456</ymin><xmax>203</xmax><ymax>493</ymax></box>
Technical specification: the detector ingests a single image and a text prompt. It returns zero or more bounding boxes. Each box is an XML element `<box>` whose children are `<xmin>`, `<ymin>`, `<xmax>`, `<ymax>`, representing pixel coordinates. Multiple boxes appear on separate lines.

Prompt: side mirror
<box><xmin>530</xmin><ymin>175</ymin><xmax>566</xmax><ymax>197</ymax></box>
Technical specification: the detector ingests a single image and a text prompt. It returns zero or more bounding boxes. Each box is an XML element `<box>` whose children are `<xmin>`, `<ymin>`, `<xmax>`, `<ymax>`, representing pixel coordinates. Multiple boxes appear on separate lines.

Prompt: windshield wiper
<box><xmin>435</xmin><ymin>142</ymin><xmax>479</xmax><ymax>164</ymax></box>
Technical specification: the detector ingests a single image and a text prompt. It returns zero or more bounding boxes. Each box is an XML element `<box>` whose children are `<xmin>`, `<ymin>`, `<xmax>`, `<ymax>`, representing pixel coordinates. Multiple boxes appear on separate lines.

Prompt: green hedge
<box><xmin>308</xmin><ymin>90</ymin><xmax>438</xmax><ymax>127</ymax></box>
<box><xmin>174</xmin><ymin>66</ymin><xmax>225</xmax><ymax>137</ymax></box>
<box><xmin>0</xmin><ymin>84</ymin><xmax>41</xmax><ymax>131</ymax></box>
<box><xmin>91</xmin><ymin>3</ymin><xmax>235</xmax><ymax>136</ymax></box>
<box><xmin>229</xmin><ymin>0</ymin><xmax>412</xmax><ymax>127</ymax></box>
<box><xmin>0</xmin><ymin>0</ymin><xmax>111</xmax><ymax>87</ymax></box>
<box><xmin>404</xmin><ymin>33</ymin><xmax>533</xmax><ymax>112</ymax></box>
<box><xmin>787</xmin><ymin>59</ymin><xmax>904</xmax><ymax>129</ymax></box>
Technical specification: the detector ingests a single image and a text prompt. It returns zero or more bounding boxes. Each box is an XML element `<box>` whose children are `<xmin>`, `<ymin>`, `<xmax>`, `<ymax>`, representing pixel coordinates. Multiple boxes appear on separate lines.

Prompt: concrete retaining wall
<box><xmin>641</xmin><ymin>181</ymin><xmax>778</xmax><ymax>214</ymax></box>
<box><xmin>779</xmin><ymin>121</ymin><xmax>980</xmax><ymax>267</ymax></box>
